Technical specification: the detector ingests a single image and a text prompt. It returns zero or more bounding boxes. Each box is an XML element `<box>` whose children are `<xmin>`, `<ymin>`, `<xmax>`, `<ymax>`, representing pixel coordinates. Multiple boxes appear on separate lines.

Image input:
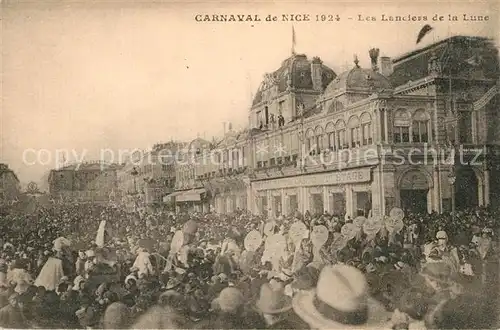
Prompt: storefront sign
<box><xmin>253</xmin><ymin>168</ymin><xmax>371</xmax><ymax>191</ymax></box>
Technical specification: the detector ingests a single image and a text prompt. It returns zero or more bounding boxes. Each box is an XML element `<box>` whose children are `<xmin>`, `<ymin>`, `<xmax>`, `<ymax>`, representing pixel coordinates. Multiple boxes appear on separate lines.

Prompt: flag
<box><xmin>416</xmin><ymin>24</ymin><xmax>433</xmax><ymax>44</ymax></box>
<box><xmin>291</xmin><ymin>25</ymin><xmax>296</xmax><ymax>55</ymax></box>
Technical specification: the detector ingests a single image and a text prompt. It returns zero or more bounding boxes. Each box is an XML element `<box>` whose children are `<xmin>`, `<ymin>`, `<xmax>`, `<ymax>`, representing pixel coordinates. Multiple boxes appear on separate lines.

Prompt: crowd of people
<box><xmin>0</xmin><ymin>199</ymin><xmax>498</xmax><ymax>329</ymax></box>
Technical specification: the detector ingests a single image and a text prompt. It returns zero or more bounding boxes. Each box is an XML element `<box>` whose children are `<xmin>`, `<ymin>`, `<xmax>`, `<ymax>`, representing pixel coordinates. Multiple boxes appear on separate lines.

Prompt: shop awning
<box><xmin>162</xmin><ymin>191</ymin><xmax>184</xmax><ymax>203</ymax></box>
<box><xmin>176</xmin><ymin>188</ymin><xmax>206</xmax><ymax>202</ymax></box>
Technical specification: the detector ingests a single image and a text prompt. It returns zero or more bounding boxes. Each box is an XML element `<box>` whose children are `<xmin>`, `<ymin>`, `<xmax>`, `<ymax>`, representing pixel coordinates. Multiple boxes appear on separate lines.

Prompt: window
<box><xmin>350</xmin><ymin>127</ymin><xmax>361</xmax><ymax>147</ymax></box>
<box><xmin>315</xmin><ymin>127</ymin><xmax>324</xmax><ymax>153</ymax></box>
<box><xmin>394</xmin><ymin>126</ymin><xmax>410</xmax><ymax>143</ymax></box>
<box><xmin>335</xmin><ymin>119</ymin><xmax>347</xmax><ymax>149</ymax></box>
<box><xmin>277</xmin><ymin>157</ymin><xmax>283</xmax><ymax>165</ymax></box>
<box><xmin>362</xmin><ymin>123</ymin><xmax>372</xmax><ymax>145</ymax></box>
<box><xmin>270</xmin><ymin>158</ymin><xmax>276</xmax><ymax>166</ymax></box>
<box><xmin>338</xmin><ymin>129</ymin><xmax>347</xmax><ymax>148</ymax></box>
<box><xmin>305</xmin><ymin>129</ymin><xmax>315</xmax><ymax>154</ymax></box>
<box><xmin>393</xmin><ymin>109</ymin><xmax>411</xmax><ymax>143</ymax></box>
<box><xmin>360</xmin><ymin>112</ymin><xmax>372</xmax><ymax>145</ymax></box>
<box><xmin>412</xmin><ymin>120</ymin><xmax>428</xmax><ymax>142</ymax></box>
<box><xmin>328</xmin><ymin>132</ymin><xmax>336</xmax><ymax>150</ymax></box>
<box><xmin>347</xmin><ymin>116</ymin><xmax>361</xmax><ymax>148</ymax></box>
<box><xmin>325</xmin><ymin>123</ymin><xmax>335</xmax><ymax>151</ymax></box>
<box><xmin>458</xmin><ymin>111</ymin><xmax>473</xmax><ymax>143</ymax></box>
<box><xmin>278</xmin><ymin>100</ymin><xmax>285</xmax><ymax>114</ymax></box>
<box><xmin>412</xmin><ymin>109</ymin><xmax>430</xmax><ymax>143</ymax></box>
<box><xmin>263</xmin><ymin>161</ymin><xmax>268</xmax><ymax>167</ymax></box>
<box><xmin>316</xmin><ymin>135</ymin><xmax>323</xmax><ymax>153</ymax></box>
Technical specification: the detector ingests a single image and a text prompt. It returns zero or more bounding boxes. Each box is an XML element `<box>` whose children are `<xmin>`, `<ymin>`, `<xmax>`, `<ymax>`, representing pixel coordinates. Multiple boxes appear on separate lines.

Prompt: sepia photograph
<box><xmin>1</xmin><ymin>0</ymin><xmax>499</xmax><ymax>328</ymax></box>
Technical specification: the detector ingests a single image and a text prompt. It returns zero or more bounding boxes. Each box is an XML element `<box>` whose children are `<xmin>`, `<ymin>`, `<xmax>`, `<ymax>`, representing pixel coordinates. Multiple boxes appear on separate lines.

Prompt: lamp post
<box><xmin>448</xmin><ymin>166</ymin><xmax>456</xmax><ymax>213</ymax></box>
<box><xmin>131</xmin><ymin>167</ymin><xmax>139</xmax><ymax>194</ymax></box>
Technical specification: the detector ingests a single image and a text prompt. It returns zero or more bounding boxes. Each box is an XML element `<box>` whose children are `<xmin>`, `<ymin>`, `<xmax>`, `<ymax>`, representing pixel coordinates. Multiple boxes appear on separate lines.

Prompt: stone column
<box><xmin>299</xmin><ymin>186</ymin><xmax>307</xmax><ymax>214</ymax></box>
<box><xmin>433</xmin><ymin>166</ymin><xmax>441</xmax><ymax>213</ymax></box>
<box><xmin>345</xmin><ymin>186</ymin><xmax>354</xmax><ymax>219</ymax></box>
<box><xmin>484</xmin><ymin>168</ymin><xmax>490</xmax><ymax>206</ymax></box>
<box><xmin>281</xmin><ymin>189</ymin><xmax>286</xmax><ymax>216</ymax></box>
<box><xmin>267</xmin><ymin>190</ymin><xmax>272</xmax><ymax>218</ymax></box>
<box><xmin>383</xmin><ymin>110</ymin><xmax>389</xmax><ymax>143</ymax></box>
<box><xmin>323</xmin><ymin>186</ymin><xmax>331</xmax><ymax>214</ymax></box>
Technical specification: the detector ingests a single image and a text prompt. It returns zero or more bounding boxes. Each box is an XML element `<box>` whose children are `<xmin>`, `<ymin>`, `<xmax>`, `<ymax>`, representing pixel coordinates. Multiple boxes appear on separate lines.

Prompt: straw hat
<box><xmin>256</xmin><ymin>282</ymin><xmax>292</xmax><ymax>314</ymax></box>
<box><xmin>293</xmin><ymin>264</ymin><xmax>390</xmax><ymax>329</ymax></box>
<box><xmin>436</xmin><ymin>231</ymin><xmax>448</xmax><ymax>240</ymax></box>
<box><xmin>213</xmin><ymin>287</ymin><xmax>244</xmax><ymax>313</ymax></box>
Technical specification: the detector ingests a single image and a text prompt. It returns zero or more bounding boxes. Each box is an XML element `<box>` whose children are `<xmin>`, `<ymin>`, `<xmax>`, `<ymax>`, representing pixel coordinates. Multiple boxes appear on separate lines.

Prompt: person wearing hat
<box><xmin>212</xmin><ymin>287</ymin><xmax>244</xmax><ymax>315</ymax></box>
<box><xmin>292</xmin><ymin>264</ymin><xmax>391</xmax><ymax>329</ymax></box>
<box><xmin>256</xmin><ymin>281</ymin><xmax>309</xmax><ymax>329</ymax></box>
<box><xmin>428</xmin><ymin>231</ymin><xmax>460</xmax><ymax>276</ymax></box>
<box><xmin>84</xmin><ymin>250</ymin><xmax>96</xmax><ymax>276</ymax></box>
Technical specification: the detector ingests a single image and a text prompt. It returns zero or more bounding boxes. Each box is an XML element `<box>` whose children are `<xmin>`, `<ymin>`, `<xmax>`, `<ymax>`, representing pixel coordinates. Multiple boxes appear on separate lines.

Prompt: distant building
<box><xmin>0</xmin><ymin>164</ymin><xmax>21</xmax><ymax>203</ymax></box>
<box><xmin>170</xmin><ymin>138</ymin><xmax>212</xmax><ymax>213</ymax></box>
<box><xmin>48</xmin><ymin>162</ymin><xmax>124</xmax><ymax>204</ymax></box>
<box><xmin>116</xmin><ymin>141</ymin><xmax>183</xmax><ymax>211</ymax></box>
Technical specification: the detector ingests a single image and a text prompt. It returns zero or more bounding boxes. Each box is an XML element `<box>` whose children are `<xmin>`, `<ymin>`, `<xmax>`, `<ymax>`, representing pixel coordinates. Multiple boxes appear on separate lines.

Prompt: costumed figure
<box><xmin>34</xmin><ymin>237</ymin><xmax>73</xmax><ymax>291</ymax></box>
<box><xmin>218</xmin><ymin>228</ymin><xmax>242</xmax><ymax>273</ymax></box>
<box><xmin>132</xmin><ymin>248</ymin><xmax>154</xmax><ymax>278</ymax></box>
<box><xmin>424</xmin><ymin>231</ymin><xmax>460</xmax><ymax>275</ymax></box>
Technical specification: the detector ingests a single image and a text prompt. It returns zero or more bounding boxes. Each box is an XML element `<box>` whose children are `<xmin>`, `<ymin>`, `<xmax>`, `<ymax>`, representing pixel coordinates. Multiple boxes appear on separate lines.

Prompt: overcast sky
<box><xmin>1</xmin><ymin>0</ymin><xmax>498</xmax><ymax>186</ymax></box>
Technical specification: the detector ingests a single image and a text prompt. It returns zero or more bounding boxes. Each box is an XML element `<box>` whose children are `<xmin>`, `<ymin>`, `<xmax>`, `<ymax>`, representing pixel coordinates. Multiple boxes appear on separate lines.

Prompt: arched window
<box><xmin>412</xmin><ymin>109</ymin><xmax>430</xmax><ymax>143</ymax></box>
<box><xmin>393</xmin><ymin>109</ymin><xmax>410</xmax><ymax>143</ymax></box>
<box><xmin>305</xmin><ymin>129</ymin><xmax>315</xmax><ymax>154</ymax></box>
<box><xmin>360</xmin><ymin>112</ymin><xmax>372</xmax><ymax>145</ymax></box>
<box><xmin>325</xmin><ymin>122</ymin><xmax>336</xmax><ymax>151</ymax></box>
<box><xmin>315</xmin><ymin>126</ymin><xmax>324</xmax><ymax>153</ymax></box>
<box><xmin>335</xmin><ymin>120</ymin><xmax>347</xmax><ymax>149</ymax></box>
<box><xmin>348</xmin><ymin>116</ymin><xmax>361</xmax><ymax>148</ymax></box>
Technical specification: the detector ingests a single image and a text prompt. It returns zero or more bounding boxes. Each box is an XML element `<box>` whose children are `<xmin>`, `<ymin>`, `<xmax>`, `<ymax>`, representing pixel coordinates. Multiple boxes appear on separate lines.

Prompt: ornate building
<box><xmin>177</xmin><ymin>35</ymin><xmax>499</xmax><ymax>217</ymax></box>
<box><xmin>245</xmin><ymin>35</ymin><xmax>499</xmax><ymax>217</ymax></box>
<box><xmin>48</xmin><ymin>162</ymin><xmax>123</xmax><ymax>204</ymax></box>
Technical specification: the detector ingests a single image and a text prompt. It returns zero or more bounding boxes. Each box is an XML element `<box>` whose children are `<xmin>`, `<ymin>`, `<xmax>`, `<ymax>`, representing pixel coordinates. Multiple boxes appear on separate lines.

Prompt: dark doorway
<box><xmin>455</xmin><ymin>167</ymin><xmax>478</xmax><ymax>210</ymax></box>
<box><xmin>400</xmin><ymin>189</ymin><xmax>428</xmax><ymax>214</ymax></box>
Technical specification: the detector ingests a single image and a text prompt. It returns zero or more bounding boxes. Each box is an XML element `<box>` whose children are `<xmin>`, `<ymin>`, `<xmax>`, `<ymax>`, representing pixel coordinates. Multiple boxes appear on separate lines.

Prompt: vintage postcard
<box><xmin>1</xmin><ymin>0</ymin><xmax>499</xmax><ymax>329</ymax></box>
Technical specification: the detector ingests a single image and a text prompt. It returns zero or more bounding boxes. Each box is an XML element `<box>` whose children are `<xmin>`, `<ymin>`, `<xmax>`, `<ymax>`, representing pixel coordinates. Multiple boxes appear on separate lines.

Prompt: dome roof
<box><xmin>325</xmin><ymin>66</ymin><xmax>392</xmax><ymax>95</ymax></box>
<box><xmin>252</xmin><ymin>54</ymin><xmax>336</xmax><ymax>106</ymax></box>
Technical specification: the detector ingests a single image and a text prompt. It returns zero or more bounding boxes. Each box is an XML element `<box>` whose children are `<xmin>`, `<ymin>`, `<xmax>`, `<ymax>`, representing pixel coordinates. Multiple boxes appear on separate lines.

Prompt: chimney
<box><xmin>380</xmin><ymin>56</ymin><xmax>393</xmax><ymax>76</ymax></box>
<box><xmin>368</xmin><ymin>48</ymin><xmax>380</xmax><ymax>71</ymax></box>
<box><xmin>311</xmin><ymin>56</ymin><xmax>323</xmax><ymax>91</ymax></box>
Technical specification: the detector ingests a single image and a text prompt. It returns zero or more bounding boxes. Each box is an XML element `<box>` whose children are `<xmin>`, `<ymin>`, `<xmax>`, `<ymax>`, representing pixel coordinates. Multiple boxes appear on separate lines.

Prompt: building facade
<box><xmin>0</xmin><ymin>164</ymin><xmax>21</xmax><ymax>203</ymax></box>
<box><xmin>116</xmin><ymin>142</ymin><xmax>182</xmax><ymax>211</ymax></box>
<box><xmin>245</xmin><ymin>36</ymin><xmax>500</xmax><ymax>217</ymax></box>
<box><xmin>48</xmin><ymin>162</ymin><xmax>123</xmax><ymax>204</ymax></box>
<box><xmin>170</xmin><ymin>138</ymin><xmax>211</xmax><ymax>213</ymax></box>
<box><xmin>175</xmin><ymin>36</ymin><xmax>499</xmax><ymax>217</ymax></box>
